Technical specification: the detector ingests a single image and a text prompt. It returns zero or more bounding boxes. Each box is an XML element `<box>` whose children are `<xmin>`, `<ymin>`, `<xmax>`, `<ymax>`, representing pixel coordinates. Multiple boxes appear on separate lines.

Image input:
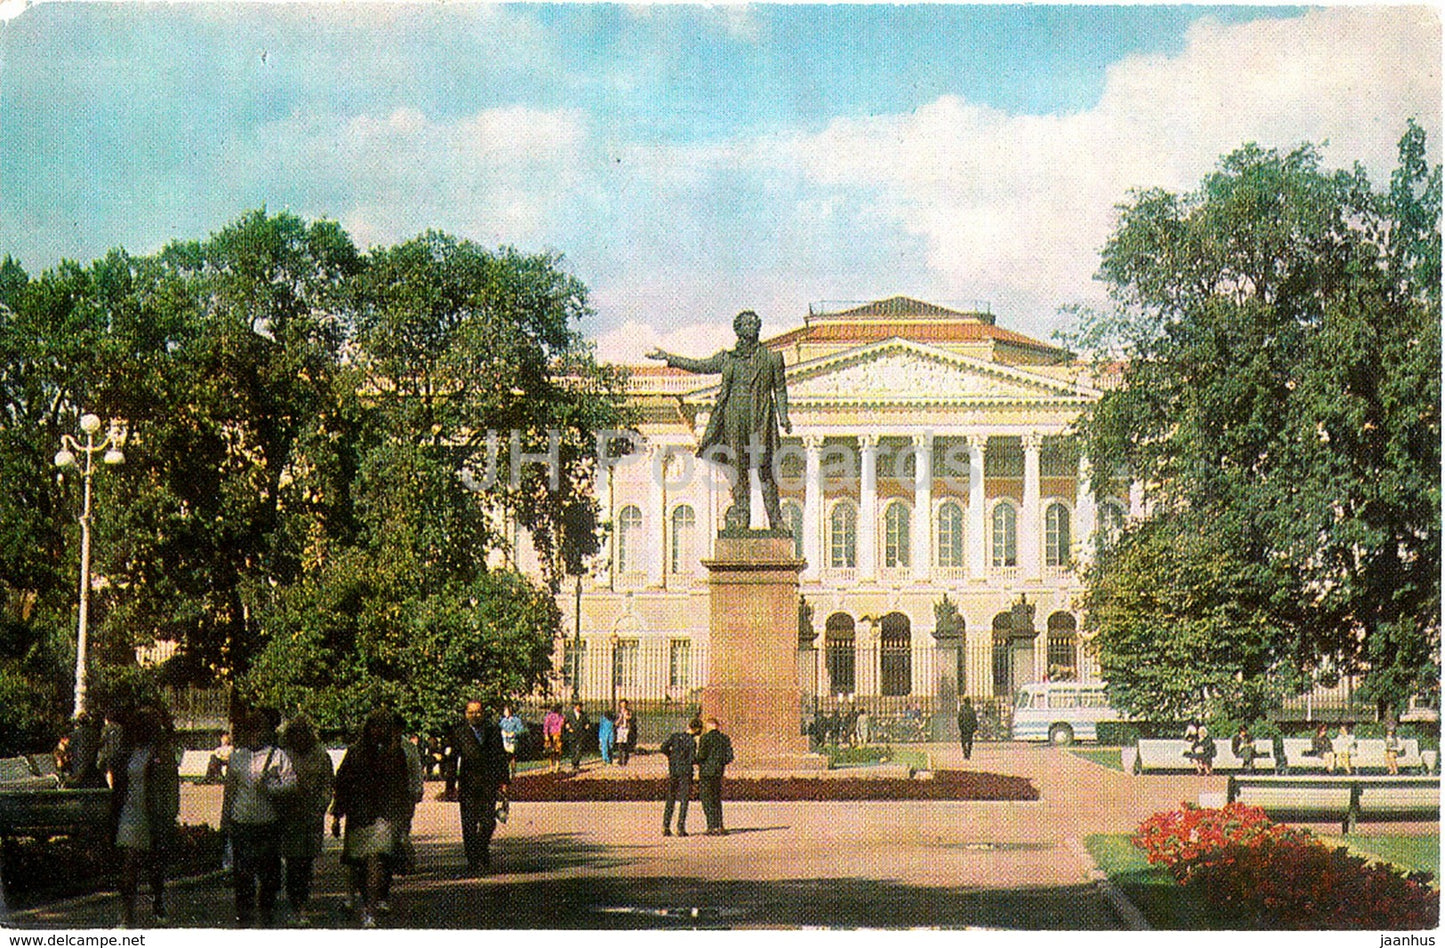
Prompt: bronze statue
<box><xmin>647</xmin><ymin>310</ymin><xmax>792</xmax><ymax>531</ymax></box>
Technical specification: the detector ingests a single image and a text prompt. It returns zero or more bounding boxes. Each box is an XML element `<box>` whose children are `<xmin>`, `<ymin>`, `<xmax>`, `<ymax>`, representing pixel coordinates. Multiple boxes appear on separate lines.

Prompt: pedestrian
<box><xmin>1385</xmin><ymin>725</ymin><xmax>1403</xmax><ymax>775</ymax></box>
<box><xmin>660</xmin><ymin>718</ymin><xmax>701</xmax><ymax>837</ymax></box>
<box><xmin>843</xmin><ymin>702</ymin><xmax>860</xmax><ymax>747</ymax></box>
<box><xmin>1307</xmin><ymin>721</ymin><xmax>1333</xmax><ymax>769</ymax></box>
<box><xmin>108</xmin><ymin>704</ymin><xmax>180</xmax><ymax>928</ymax></box>
<box><xmin>956</xmin><ymin>698</ymin><xmax>979</xmax><ymax>761</ymax></box>
<box><xmin>222</xmin><ymin>710</ymin><xmax>297</xmax><ymax>927</ymax></box>
<box><xmin>564</xmin><ymin>701</ymin><xmax>591</xmax><ymax>773</ymax></box>
<box><xmin>498</xmin><ymin>704</ymin><xmax>526</xmax><ymax>779</ymax></box>
<box><xmin>598</xmin><ymin>711</ymin><xmax>616</xmax><ymax>765</ymax></box>
<box><xmin>447</xmin><ymin>700</ymin><xmax>510</xmax><ymax>874</ymax></box>
<box><xmin>695</xmin><ymin>717</ymin><xmax>735</xmax><ymax>836</ymax></box>
<box><xmin>331</xmin><ymin>710</ymin><xmax>412</xmax><ymax>928</ymax></box>
<box><xmin>542</xmin><ymin>704</ymin><xmax>565</xmax><ymax>774</ymax></box>
<box><xmin>385</xmin><ymin>715</ymin><xmax>426</xmax><ymax>904</ymax></box>
<box><xmin>277</xmin><ymin>716</ymin><xmax>333</xmax><ymax>927</ymax></box>
<box><xmin>1231</xmin><ymin>724</ymin><xmax>1257</xmax><ymax>772</ymax></box>
<box><xmin>1331</xmin><ymin>721</ymin><xmax>1357</xmax><ymax>775</ymax></box>
<box><xmin>65</xmin><ymin>711</ymin><xmax>107</xmax><ymax>788</ymax></box>
<box><xmin>614</xmin><ymin>699</ymin><xmax>636</xmax><ymax>766</ymax></box>
<box><xmin>205</xmin><ymin>731</ymin><xmax>234</xmax><ymax>784</ymax></box>
<box><xmin>856</xmin><ymin>707</ymin><xmax>871</xmax><ymax>746</ymax></box>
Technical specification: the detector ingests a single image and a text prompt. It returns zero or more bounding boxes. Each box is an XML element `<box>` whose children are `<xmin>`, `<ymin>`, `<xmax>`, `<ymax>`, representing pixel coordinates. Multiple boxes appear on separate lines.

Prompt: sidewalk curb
<box><xmin>1064</xmin><ymin>836</ymin><xmax>1151</xmax><ymax>931</ymax></box>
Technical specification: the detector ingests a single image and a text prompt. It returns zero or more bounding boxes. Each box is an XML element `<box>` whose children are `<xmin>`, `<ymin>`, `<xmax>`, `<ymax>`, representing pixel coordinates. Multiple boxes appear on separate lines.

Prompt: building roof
<box><xmin>765</xmin><ymin>296</ymin><xmax>1067</xmax><ymax>358</ymax></box>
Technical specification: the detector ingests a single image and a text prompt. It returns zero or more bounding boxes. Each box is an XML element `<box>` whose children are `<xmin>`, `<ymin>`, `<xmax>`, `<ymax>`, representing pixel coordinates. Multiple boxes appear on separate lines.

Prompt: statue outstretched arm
<box><xmin>646</xmin><ymin>348</ymin><xmax>726</xmax><ymax>375</ymax></box>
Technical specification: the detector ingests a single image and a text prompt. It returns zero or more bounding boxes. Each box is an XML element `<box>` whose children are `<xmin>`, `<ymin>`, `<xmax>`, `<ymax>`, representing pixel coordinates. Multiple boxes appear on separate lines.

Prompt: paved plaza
<box><xmin>2</xmin><ymin>742</ymin><xmax>1425</xmax><ymax>930</ymax></box>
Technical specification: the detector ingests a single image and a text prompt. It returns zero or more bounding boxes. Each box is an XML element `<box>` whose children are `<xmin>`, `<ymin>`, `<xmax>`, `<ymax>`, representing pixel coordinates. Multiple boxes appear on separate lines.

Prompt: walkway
<box><xmin>0</xmin><ymin>741</ymin><xmax>1405</xmax><ymax>930</ymax></box>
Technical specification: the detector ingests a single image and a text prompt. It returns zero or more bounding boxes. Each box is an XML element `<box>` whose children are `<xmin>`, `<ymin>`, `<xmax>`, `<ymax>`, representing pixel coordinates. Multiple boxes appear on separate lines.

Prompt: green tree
<box><xmin>1075</xmin><ymin>125</ymin><xmax>1440</xmax><ymax>720</ymax></box>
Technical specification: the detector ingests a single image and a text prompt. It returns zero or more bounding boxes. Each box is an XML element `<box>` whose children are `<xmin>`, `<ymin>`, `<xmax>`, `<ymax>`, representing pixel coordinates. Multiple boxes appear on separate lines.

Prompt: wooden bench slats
<box><xmin>1133</xmin><ymin>739</ymin><xmax>1275</xmax><ymax>774</ymax></box>
<box><xmin>1228</xmin><ymin>774</ymin><xmax>1440</xmax><ymax>833</ymax></box>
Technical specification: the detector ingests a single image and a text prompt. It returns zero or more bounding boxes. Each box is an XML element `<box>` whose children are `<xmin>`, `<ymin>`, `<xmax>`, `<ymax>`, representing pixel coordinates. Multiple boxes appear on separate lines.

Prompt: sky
<box><xmin>0</xmin><ymin>2</ymin><xmax>1439</xmax><ymax>363</ymax></box>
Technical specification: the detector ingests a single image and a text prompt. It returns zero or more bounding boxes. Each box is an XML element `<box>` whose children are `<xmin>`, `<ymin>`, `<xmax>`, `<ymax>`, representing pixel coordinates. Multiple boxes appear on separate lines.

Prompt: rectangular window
<box><xmin>612</xmin><ymin>639</ymin><xmax>639</xmax><ymax>691</ymax></box>
<box><xmin>563</xmin><ymin>641</ymin><xmax>587</xmax><ymax>689</ymax></box>
<box><xmin>668</xmin><ymin>639</ymin><xmax>692</xmax><ymax>690</ymax></box>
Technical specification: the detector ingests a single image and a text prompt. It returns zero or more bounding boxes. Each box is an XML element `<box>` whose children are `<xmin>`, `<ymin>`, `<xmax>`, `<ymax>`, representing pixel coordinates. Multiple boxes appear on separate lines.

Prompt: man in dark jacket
<box><xmin>564</xmin><ymin>701</ymin><xmax>590</xmax><ymax>774</ymax></box>
<box><xmin>694</xmin><ymin>717</ymin><xmax>734</xmax><ymax>836</ymax></box>
<box><xmin>447</xmin><ymin>701</ymin><xmax>509</xmax><ymax>873</ymax></box>
<box><xmin>659</xmin><ymin>718</ymin><xmax>701</xmax><ymax>836</ymax></box>
<box><xmin>957</xmin><ymin>698</ymin><xmax>979</xmax><ymax>761</ymax></box>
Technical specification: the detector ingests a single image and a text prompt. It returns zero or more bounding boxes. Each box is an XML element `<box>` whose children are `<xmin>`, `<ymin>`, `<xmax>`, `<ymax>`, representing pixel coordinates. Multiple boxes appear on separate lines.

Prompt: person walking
<box><xmin>108</xmin><ymin>705</ymin><xmax>180</xmax><ymax>928</ymax></box>
<box><xmin>542</xmin><ymin>704</ymin><xmax>565</xmax><ymax>774</ymax></box>
<box><xmin>1331</xmin><ymin>721</ymin><xmax>1357</xmax><ymax>775</ymax></box>
<box><xmin>659</xmin><ymin>718</ymin><xmax>700</xmax><ymax>836</ymax></box>
<box><xmin>277</xmin><ymin>716</ymin><xmax>333</xmax><ymax>927</ymax></box>
<box><xmin>222</xmin><ymin>710</ymin><xmax>297</xmax><ymax>927</ymax></box>
<box><xmin>498</xmin><ymin>705</ymin><xmax>526</xmax><ymax>779</ymax></box>
<box><xmin>695</xmin><ymin>718</ymin><xmax>734</xmax><ymax>836</ymax></box>
<box><xmin>564</xmin><ymin>701</ymin><xmax>590</xmax><ymax>774</ymax></box>
<box><xmin>956</xmin><ymin>698</ymin><xmax>979</xmax><ymax>761</ymax></box>
<box><xmin>598</xmin><ymin>711</ymin><xmax>616</xmax><ymax>766</ymax></box>
<box><xmin>447</xmin><ymin>700</ymin><xmax>510</xmax><ymax>874</ymax></box>
<box><xmin>614</xmin><ymin>700</ymin><xmax>636</xmax><ymax>766</ymax></box>
<box><xmin>331</xmin><ymin>710</ymin><xmax>412</xmax><ymax>928</ymax></box>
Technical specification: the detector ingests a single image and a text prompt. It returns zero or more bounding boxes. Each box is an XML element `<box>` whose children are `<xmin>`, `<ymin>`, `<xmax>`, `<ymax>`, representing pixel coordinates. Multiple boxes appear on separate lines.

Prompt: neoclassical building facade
<box><xmin>539</xmin><ymin>298</ymin><xmax>1131</xmax><ymax>714</ymax></box>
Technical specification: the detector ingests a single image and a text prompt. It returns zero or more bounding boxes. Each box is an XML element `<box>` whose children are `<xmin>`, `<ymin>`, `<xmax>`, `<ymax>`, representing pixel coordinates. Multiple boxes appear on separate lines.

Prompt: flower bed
<box><xmin>506</xmin><ymin>769</ymin><xmax>1037</xmax><ymax>802</ymax></box>
<box><xmin>1134</xmin><ymin>803</ymin><xmax>1439</xmax><ymax>929</ymax></box>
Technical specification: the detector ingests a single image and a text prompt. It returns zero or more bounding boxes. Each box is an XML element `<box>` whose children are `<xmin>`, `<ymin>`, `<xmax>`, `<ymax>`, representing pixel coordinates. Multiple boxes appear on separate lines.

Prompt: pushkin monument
<box><xmin>649</xmin><ymin>311</ymin><xmax>822</xmax><ymax>768</ymax></box>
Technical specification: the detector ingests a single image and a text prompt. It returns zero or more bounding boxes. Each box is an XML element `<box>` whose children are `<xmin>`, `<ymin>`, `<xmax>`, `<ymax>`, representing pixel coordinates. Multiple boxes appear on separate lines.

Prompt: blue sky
<box><xmin>0</xmin><ymin>3</ymin><xmax>1438</xmax><ymax>360</ymax></box>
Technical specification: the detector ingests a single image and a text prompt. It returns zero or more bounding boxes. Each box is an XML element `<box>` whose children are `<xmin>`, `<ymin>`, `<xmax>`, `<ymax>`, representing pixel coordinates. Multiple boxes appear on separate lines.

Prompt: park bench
<box><xmin>0</xmin><ymin>756</ymin><xmax>59</xmax><ymax>791</ymax></box>
<box><xmin>1129</xmin><ymin>738</ymin><xmax>1274</xmax><ymax>775</ymax></box>
<box><xmin>1227</xmin><ymin>774</ymin><xmax>1440</xmax><ymax>834</ymax></box>
<box><xmin>0</xmin><ymin>788</ymin><xmax>111</xmax><ymax>842</ymax></box>
<box><xmin>1280</xmin><ymin>737</ymin><xmax>1427</xmax><ymax>774</ymax></box>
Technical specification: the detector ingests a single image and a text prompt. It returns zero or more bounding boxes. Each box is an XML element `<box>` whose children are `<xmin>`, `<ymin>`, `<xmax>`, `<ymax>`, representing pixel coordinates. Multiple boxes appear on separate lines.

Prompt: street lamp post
<box><xmin>572</xmin><ymin>574</ymin><xmax>583</xmax><ymax>703</ymax></box>
<box><xmin>609</xmin><ymin>631</ymin><xmax>620</xmax><ymax>712</ymax></box>
<box><xmin>55</xmin><ymin>412</ymin><xmax>125</xmax><ymax>720</ymax></box>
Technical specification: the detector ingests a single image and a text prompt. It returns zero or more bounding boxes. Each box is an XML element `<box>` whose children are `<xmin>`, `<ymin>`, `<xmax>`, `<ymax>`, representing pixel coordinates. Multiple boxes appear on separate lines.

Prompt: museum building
<box><xmin>526</xmin><ymin>297</ymin><xmax>1132</xmax><ymax>719</ymax></box>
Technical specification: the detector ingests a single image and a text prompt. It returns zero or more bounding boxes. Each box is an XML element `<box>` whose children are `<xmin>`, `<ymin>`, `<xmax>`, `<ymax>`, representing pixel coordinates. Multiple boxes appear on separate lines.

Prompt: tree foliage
<box><xmin>1075</xmin><ymin>123</ymin><xmax>1441</xmax><ymax>720</ymax></box>
<box><xmin>0</xmin><ymin>211</ymin><xmax>628</xmax><ymax>749</ymax></box>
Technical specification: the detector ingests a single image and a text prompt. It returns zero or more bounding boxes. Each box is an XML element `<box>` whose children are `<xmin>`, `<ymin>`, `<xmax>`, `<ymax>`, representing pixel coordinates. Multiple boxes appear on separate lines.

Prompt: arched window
<box><xmin>782</xmin><ymin>500</ymin><xmax>804</xmax><ymax>560</ymax></box>
<box><xmin>670</xmin><ymin>504</ymin><xmax>696</xmax><ymax>574</ymax></box>
<box><xmin>830</xmin><ymin>501</ymin><xmax>857</xmax><ymax>569</ymax></box>
<box><xmin>991</xmin><ymin>502</ymin><xmax>1017</xmax><ymax>567</ymax></box>
<box><xmin>1098</xmin><ymin>501</ymin><xmax>1126</xmax><ymax>548</ymax></box>
<box><xmin>884</xmin><ymin>501</ymin><xmax>911</xmax><ymax>568</ymax></box>
<box><xmin>1044</xmin><ymin>502</ymin><xmax>1071</xmax><ymax>567</ymax></box>
<box><xmin>936</xmin><ymin>501</ymin><xmax>964</xmax><ymax>567</ymax></box>
<box><xmin>824</xmin><ymin>613</ymin><xmax>856</xmax><ymax>695</ymax></box>
<box><xmin>1047</xmin><ymin>612</ymin><xmax>1079</xmax><ymax>681</ymax></box>
<box><xmin>880</xmin><ymin>612</ymin><xmax>912</xmax><ymax>696</ymax></box>
<box><xmin>617</xmin><ymin>505</ymin><xmax>643</xmax><ymax>575</ymax></box>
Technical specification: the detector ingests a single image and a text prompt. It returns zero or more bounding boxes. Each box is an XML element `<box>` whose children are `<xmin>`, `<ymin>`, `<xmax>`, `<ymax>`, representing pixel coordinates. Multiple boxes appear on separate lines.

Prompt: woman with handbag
<box><xmin>221</xmin><ymin>710</ymin><xmax>297</xmax><ymax>927</ymax></box>
<box><xmin>108</xmin><ymin>704</ymin><xmax>180</xmax><ymax>928</ymax></box>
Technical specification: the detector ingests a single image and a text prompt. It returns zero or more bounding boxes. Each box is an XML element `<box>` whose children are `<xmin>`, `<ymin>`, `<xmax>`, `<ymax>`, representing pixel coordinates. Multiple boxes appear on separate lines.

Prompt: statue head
<box><xmin>733</xmin><ymin>309</ymin><xmax>762</xmax><ymax>343</ymax></box>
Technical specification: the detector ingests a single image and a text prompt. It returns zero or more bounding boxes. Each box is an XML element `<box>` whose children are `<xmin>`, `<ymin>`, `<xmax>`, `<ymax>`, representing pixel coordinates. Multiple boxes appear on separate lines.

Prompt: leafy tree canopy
<box><xmin>1072</xmin><ymin>122</ymin><xmax>1440</xmax><ymax>721</ymax></box>
<box><xmin>0</xmin><ymin>211</ymin><xmax>629</xmax><ymax>749</ymax></box>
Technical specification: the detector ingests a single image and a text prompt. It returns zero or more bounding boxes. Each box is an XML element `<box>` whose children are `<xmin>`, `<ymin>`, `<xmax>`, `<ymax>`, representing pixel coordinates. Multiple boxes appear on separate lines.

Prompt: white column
<box><xmin>966</xmin><ymin>435</ymin><xmax>986</xmax><ymax>579</ymax></box>
<box><xmin>859</xmin><ymin>434</ymin><xmax>879</xmax><ymax>582</ymax></box>
<box><xmin>911</xmin><ymin>433</ymin><xmax>933</xmax><ymax>582</ymax></box>
<box><xmin>803</xmin><ymin>435</ymin><xmax>823</xmax><ymax>580</ymax></box>
<box><xmin>647</xmin><ymin>444</ymin><xmax>665</xmax><ymax>588</ymax></box>
<box><xmin>1076</xmin><ymin>453</ymin><xmax>1097</xmax><ymax>567</ymax></box>
<box><xmin>1021</xmin><ymin>433</ymin><xmax>1042</xmax><ymax>582</ymax></box>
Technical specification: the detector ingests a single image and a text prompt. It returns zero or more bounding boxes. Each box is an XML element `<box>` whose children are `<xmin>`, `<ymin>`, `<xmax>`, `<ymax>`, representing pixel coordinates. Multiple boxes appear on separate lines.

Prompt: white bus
<box><xmin>1009</xmin><ymin>682</ymin><xmax>1123</xmax><ymax>745</ymax></box>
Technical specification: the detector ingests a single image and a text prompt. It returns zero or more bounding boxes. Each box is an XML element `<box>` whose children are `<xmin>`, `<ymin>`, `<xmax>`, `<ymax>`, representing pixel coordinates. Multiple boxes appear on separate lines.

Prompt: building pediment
<box><xmin>686</xmin><ymin>338</ymin><xmax>1098</xmax><ymax>408</ymax></box>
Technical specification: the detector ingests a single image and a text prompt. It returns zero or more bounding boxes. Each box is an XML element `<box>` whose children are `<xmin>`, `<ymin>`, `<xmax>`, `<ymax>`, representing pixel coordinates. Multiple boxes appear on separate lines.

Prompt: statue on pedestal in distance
<box><xmin>648</xmin><ymin>309</ymin><xmax>792</xmax><ymax>532</ymax></box>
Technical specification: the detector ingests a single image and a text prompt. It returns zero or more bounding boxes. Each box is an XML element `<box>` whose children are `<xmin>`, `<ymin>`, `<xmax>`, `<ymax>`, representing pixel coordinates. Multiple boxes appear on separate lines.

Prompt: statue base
<box><xmin>701</xmin><ymin>535</ymin><xmax>824</xmax><ymax>771</ymax></box>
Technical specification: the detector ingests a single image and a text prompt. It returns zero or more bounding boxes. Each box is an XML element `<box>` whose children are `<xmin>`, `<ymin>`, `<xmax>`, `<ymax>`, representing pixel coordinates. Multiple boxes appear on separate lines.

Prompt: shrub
<box><xmin>1134</xmin><ymin>803</ymin><xmax>1439</xmax><ymax>929</ymax></box>
<box><xmin>1096</xmin><ymin>721</ymin><xmax>1141</xmax><ymax>745</ymax></box>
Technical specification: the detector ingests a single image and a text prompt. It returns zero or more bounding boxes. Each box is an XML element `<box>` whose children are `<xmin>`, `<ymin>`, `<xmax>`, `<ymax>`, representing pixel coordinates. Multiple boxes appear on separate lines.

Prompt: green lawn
<box><xmin>1069</xmin><ymin>748</ymin><xmax>1124</xmax><ymax>772</ymax></box>
<box><xmin>1338</xmin><ymin>833</ymin><xmax>1440</xmax><ymax>883</ymax></box>
<box><xmin>826</xmin><ymin>745</ymin><xmax>930</xmax><ymax>771</ymax></box>
<box><xmin>1084</xmin><ymin>834</ymin><xmax>1219</xmax><ymax>930</ymax></box>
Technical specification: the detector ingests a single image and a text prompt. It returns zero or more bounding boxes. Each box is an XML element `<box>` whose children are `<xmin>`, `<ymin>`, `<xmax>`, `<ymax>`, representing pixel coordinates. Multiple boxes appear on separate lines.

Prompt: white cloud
<box><xmin>780</xmin><ymin>6</ymin><xmax>1440</xmax><ymax>327</ymax></box>
<box><xmin>593</xmin><ymin>318</ymin><xmax>734</xmax><ymax>365</ymax></box>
